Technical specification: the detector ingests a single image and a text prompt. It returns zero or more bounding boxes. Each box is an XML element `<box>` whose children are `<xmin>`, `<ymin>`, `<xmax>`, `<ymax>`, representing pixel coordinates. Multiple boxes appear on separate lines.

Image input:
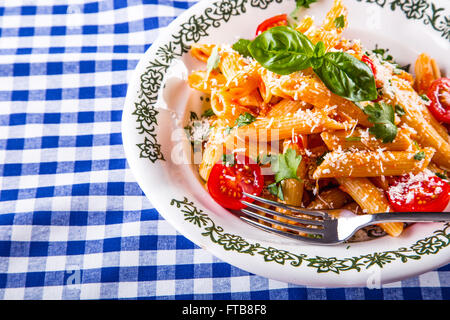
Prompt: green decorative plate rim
<box><xmin>171</xmin><ymin>197</ymin><xmax>450</xmax><ymax>273</ymax></box>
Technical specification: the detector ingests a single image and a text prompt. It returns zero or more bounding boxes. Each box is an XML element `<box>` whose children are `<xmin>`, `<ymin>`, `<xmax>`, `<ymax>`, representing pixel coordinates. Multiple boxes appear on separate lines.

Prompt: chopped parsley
<box><xmin>435</xmin><ymin>172</ymin><xmax>448</xmax><ymax>180</ymax></box>
<box><xmin>201</xmin><ymin>108</ymin><xmax>215</xmax><ymax>118</ymax></box>
<box><xmin>271</xmin><ymin>148</ymin><xmax>302</xmax><ymax>183</ymax></box>
<box><xmin>235</xmin><ymin>112</ymin><xmax>256</xmax><ymax>127</ymax></box>
<box><xmin>420</xmin><ymin>94</ymin><xmax>430</xmax><ymax>102</ymax></box>
<box><xmin>316</xmin><ymin>151</ymin><xmax>329</xmax><ymax>166</ymax></box>
<box><xmin>334</xmin><ymin>15</ymin><xmax>345</xmax><ymax>28</ymax></box>
<box><xmin>222</xmin><ymin>154</ymin><xmax>235</xmax><ymax>167</ymax></box>
<box><xmin>294</xmin><ymin>0</ymin><xmax>317</xmax><ymax>9</ymax></box>
<box><xmin>394</xmin><ymin>104</ymin><xmax>406</xmax><ymax>117</ymax></box>
<box><xmin>345</xmin><ymin>136</ymin><xmax>362</xmax><ymax>142</ymax></box>
<box><xmin>267</xmin><ymin>182</ymin><xmax>284</xmax><ymax>201</ymax></box>
<box><xmin>257</xmin><ymin>154</ymin><xmax>273</xmax><ymax>166</ymax></box>
<box><xmin>266</xmin><ymin>148</ymin><xmax>302</xmax><ymax>201</ymax></box>
<box><xmin>413</xmin><ymin>151</ymin><xmax>426</xmax><ymax>161</ymax></box>
<box><xmin>363</xmin><ymin>102</ymin><xmax>398</xmax><ymax>143</ymax></box>
<box><xmin>370</xmin><ymin>46</ymin><xmax>410</xmax><ymax>73</ymax></box>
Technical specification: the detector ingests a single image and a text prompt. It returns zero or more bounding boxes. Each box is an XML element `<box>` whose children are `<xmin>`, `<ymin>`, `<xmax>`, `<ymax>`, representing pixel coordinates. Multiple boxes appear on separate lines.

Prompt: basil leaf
<box><xmin>314</xmin><ymin>52</ymin><xmax>378</xmax><ymax>101</ymax></box>
<box><xmin>232</xmin><ymin>39</ymin><xmax>252</xmax><ymax>58</ymax></box>
<box><xmin>248</xmin><ymin>26</ymin><xmax>315</xmax><ymax>75</ymax></box>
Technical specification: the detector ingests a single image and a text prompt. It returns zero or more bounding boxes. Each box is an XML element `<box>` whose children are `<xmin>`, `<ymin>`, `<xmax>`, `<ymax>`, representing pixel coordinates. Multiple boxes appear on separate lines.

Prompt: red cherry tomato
<box><xmin>361</xmin><ymin>55</ymin><xmax>382</xmax><ymax>102</ymax></box>
<box><xmin>426</xmin><ymin>77</ymin><xmax>450</xmax><ymax>124</ymax></box>
<box><xmin>386</xmin><ymin>174</ymin><xmax>450</xmax><ymax>212</ymax></box>
<box><xmin>207</xmin><ymin>154</ymin><xmax>264</xmax><ymax>210</ymax></box>
<box><xmin>361</xmin><ymin>55</ymin><xmax>377</xmax><ymax>77</ymax></box>
<box><xmin>255</xmin><ymin>14</ymin><xmax>288</xmax><ymax>37</ymax></box>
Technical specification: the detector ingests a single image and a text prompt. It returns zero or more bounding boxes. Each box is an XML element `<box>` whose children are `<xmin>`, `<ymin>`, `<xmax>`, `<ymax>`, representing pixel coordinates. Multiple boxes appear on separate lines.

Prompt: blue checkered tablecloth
<box><xmin>0</xmin><ymin>0</ymin><xmax>448</xmax><ymax>300</ymax></box>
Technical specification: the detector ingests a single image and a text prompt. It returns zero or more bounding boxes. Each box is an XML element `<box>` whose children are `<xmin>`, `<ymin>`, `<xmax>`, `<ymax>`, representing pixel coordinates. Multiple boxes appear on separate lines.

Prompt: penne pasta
<box><xmin>337</xmin><ymin>177</ymin><xmax>404</xmax><ymax>237</ymax></box>
<box><xmin>320</xmin><ymin>128</ymin><xmax>414</xmax><ymax>151</ymax></box>
<box><xmin>313</xmin><ymin>147</ymin><xmax>435</xmax><ymax>179</ymax></box>
<box><xmin>185</xmin><ymin>1</ymin><xmax>450</xmax><ymax>241</ymax></box>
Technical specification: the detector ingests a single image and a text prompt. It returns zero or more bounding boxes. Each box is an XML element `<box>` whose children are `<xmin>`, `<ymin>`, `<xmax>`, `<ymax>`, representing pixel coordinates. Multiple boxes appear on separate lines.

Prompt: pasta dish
<box><xmin>184</xmin><ymin>0</ymin><xmax>450</xmax><ymax>239</ymax></box>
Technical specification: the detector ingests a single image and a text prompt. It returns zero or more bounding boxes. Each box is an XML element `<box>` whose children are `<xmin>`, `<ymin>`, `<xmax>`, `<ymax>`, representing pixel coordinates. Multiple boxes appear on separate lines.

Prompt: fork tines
<box><xmin>240</xmin><ymin>192</ymin><xmax>330</xmax><ymax>241</ymax></box>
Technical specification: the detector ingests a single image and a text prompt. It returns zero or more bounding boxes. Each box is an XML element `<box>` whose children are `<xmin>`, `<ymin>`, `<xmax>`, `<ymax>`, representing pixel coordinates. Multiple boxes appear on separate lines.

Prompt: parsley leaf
<box><xmin>413</xmin><ymin>151</ymin><xmax>426</xmax><ymax>161</ymax></box>
<box><xmin>394</xmin><ymin>104</ymin><xmax>405</xmax><ymax>117</ymax></box>
<box><xmin>206</xmin><ymin>46</ymin><xmax>221</xmax><ymax>78</ymax></box>
<box><xmin>232</xmin><ymin>39</ymin><xmax>252</xmax><ymax>58</ymax></box>
<box><xmin>222</xmin><ymin>154</ymin><xmax>235</xmax><ymax>167</ymax></box>
<box><xmin>271</xmin><ymin>148</ymin><xmax>302</xmax><ymax>183</ymax></box>
<box><xmin>235</xmin><ymin>112</ymin><xmax>256</xmax><ymax>127</ymax></box>
<box><xmin>334</xmin><ymin>15</ymin><xmax>345</xmax><ymax>28</ymax></box>
<box><xmin>435</xmin><ymin>172</ymin><xmax>448</xmax><ymax>180</ymax></box>
<box><xmin>316</xmin><ymin>151</ymin><xmax>329</xmax><ymax>165</ymax></box>
<box><xmin>345</xmin><ymin>136</ymin><xmax>362</xmax><ymax>142</ymax></box>
<box><xmin>295</xmin><ymin>0</ymin><xmax>317</xmax><ymax>9</ymax></box>
<box><xmin>363</xmin><ymin>102</ymin><xmax>398</xmax><ymax>143</ymax></box>
<box><xmin>267</xmin><ymin>182</ymin><xmax>284</xmax><ymax>201</ymax></box>
<box><xmin>257</xmin><ymin>154</ymin><xmax>273</xmax><ymax>165</ymax></box>
<box><xmin>201</xmin><ymin>108</ymin><xmax>215</xmax><ymax>118</ymax></box>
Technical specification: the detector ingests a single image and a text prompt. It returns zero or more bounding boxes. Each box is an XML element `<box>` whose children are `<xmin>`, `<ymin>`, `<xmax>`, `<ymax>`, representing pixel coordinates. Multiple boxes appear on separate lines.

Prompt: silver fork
<box><xmin>240</xmin><ymin>192</ymin><xmax>450</xmax><ymax>245</ymax></box>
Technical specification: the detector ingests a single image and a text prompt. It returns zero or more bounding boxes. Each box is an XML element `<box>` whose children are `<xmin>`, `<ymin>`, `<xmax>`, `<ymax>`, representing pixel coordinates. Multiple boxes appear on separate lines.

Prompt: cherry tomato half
<box><xmin>255</xmin><ymin>14</ymin><xmax>288</xmax><ymax>37</ymax></box>
<box><xmin>386</xmin><ymin>174</ymin><xmax>450</xmax><ymax>212</ymax></box>
<box><xmin>361</xmin><ymin>55</ymin><xmax>377</xmax><ymax>78</ymax></box>
<box><xmin>426</xmin><ymin>77</ymin><xmax>450</xmax><ymax>124</ymax></box>
<box><xmin>361</xmin><ymin>55</ymin><xmax>382</xmax><ymax>102</ymax></box>
<box><xmin>207</xmin><ymin>154</ymin><xmax>264</xmax><ymax>210</ymax></box>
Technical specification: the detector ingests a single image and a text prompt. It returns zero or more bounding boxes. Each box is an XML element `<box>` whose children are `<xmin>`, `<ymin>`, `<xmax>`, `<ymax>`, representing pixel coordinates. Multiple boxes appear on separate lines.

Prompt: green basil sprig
<box><xmin>241</xmin><ymin>26</ymin><xmax>377</xmax><ymax>102</ymax></box>
<box><xmin>248</xmin><ymin>26</ymin><xmax>315</xmax><ymax>75</ymax></box>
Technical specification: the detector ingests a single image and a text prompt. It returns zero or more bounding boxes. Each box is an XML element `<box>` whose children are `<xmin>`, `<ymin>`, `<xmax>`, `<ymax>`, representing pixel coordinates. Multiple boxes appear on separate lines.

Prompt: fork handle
<box><xmin>371</xmin><ymin>212</ymin><xmax>450</xmax><ymax>223</ymax></box>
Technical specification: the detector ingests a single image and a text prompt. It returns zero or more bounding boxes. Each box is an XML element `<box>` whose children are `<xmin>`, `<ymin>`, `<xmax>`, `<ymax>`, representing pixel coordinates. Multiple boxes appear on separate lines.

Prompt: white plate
<box><xmin>122</xmin><ymin>0</ymin><xmax>450</xmax><ymax>287</ymax></box>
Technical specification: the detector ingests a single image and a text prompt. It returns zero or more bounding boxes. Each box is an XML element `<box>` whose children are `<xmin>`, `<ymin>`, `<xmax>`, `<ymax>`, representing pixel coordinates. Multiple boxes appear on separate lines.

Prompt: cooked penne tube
<box><xmin>320</xmin><ymin>128</ymin><xmax>413</xmax><ymax>151</ymax></box>
<box><xmin>186</xmin><ymin>1</ymin><xmax>449</xmax><ymax>241</ymax></box>
<box><xmin>278</xmin><ymin>138</ymin><xmax>308</xmax><ymax>206</ymax></box>
<box><xmin>268</xmin><ymin>71</ymin><xmax>372</xmax><ymax>127</ymax></box>
<box><xmin>190</xmin><ymin>44</ymin><xmax>215</xmax><ymax>62</ymax></box>
<box><xmin>337</xmin><ymin>177</ymin><xmax>403</xmax><ymax>237</ymax></box>
<box><xmin>307</xmin><ymin>187</ymin><xmax>351</xmax><ymax>210</ymax></box>
<box><xmin>228</xmin><ymin>108</ymin><xmax>355</xmax><ymax>143</ymax></box>
<box><xmin>266</xmin><ymin>98</ymin><xmax>310</xmax><ymax>118</ymax></box>
<box><xmin>313</xmin><ymin>147</ymin><xmax>435</xmax><ymax>179</ymax></box>
<box><xmin>198</xmin><ymin>120</ymin><xmax>229</xmax><ymax>180</ymax></box>
<box><xmin>414</xmin><ymin>53</ymin><xmax>441</xmax><ymax>95</ymax></box>
<box><xmin>187</xmin><ymin>70</ymin><xmax>227</xmax><ymax>94</ymax></box>
<box><xmin>389</xmin><ymin>78</ymin><xmax>450</xmax><ymax>168</ymax></box>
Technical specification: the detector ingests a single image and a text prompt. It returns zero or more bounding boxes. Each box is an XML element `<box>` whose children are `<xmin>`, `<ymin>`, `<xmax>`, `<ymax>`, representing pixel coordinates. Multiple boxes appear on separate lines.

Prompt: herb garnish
<box><xmin>222</xmin><ymin>154</ymin><xmax>235</xmax><ymax>167</ymax></box>
<box><xmin>394</xmin><ymin>104</ymin><xmax>405</xmax><ymax>117</ymax></box>
<box><xmin>413</xmin><ymin>151</ymin><xmax>426</xmax><ymax>161</ymax></box>
<box><xmin>244</xmin><ymin>26</ymin><xmax>377</xmax><ymax>101</ymax></box>
<box><xmin>202</xmin><ymin>108</ymin><xmax>215</xmax><ymax>117</ymax></box>
<box><xmin>334</xmin><ymin>15</ymin><xmax>345</xmax><ymax>28</ymax></box>
<box><xmin>345</xmin><ymin>136</ymin><xmax>362</xmax><ymax>142</ymax></box>
<box><xmin>267</xmin><ymin>148</ymin><xmax>302</xmax><ymax>200</ymax></box>
<box><xmin>271</xmin><ymin>148</ymin><xmax>302</xmax><ymax>183</ymax></box>
<box><xmin>363</xmin><ymin>102</ymin><xmax>398</xmax><ymax>143</ymax></box>
<box><xmin>235</xmin><ymin>112</ymin><xmax>256</xmax><ymax>127</ymax></box>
